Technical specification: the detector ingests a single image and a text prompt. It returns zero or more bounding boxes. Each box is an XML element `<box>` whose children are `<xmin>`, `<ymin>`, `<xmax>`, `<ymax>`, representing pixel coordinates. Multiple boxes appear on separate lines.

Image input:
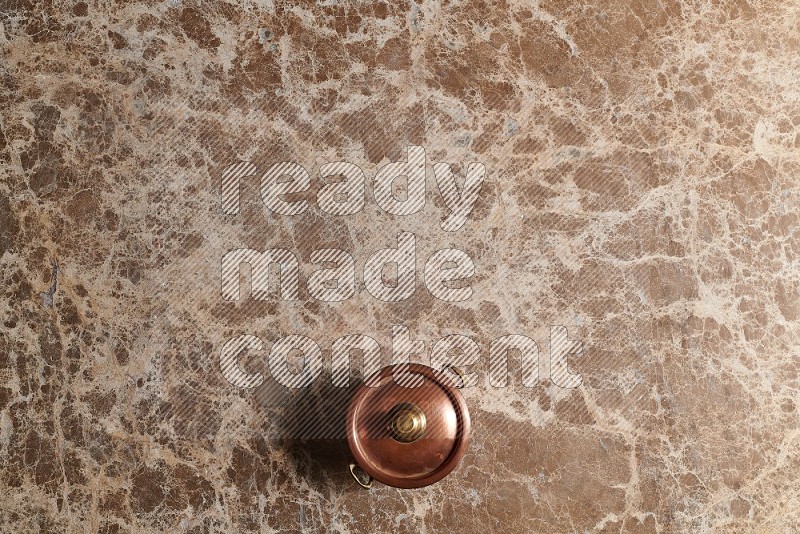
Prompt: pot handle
<box><xmin>442</xmin><ymin>364</ymin><xmax>467</xmax><ymax>388</ymax></box>
<box><xmin>349</xmin><ymin>463</ymin><xmax>373</xmax><ymax>489</ymax></box>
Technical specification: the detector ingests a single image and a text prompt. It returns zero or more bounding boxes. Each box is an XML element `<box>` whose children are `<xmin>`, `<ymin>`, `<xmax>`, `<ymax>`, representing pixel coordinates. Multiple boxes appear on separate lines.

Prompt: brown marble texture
<box><xmin>1</xmin><ymin>0</ymin><xmax>799</xmax><ymax>532</ymax></box>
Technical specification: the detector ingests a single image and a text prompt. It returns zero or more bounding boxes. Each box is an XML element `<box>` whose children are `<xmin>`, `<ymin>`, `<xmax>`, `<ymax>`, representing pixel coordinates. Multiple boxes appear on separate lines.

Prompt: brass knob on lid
<box><xmin>388</xmin><ymin>402</ymin><xmax>427</xmax><ymax>443</ymax></box>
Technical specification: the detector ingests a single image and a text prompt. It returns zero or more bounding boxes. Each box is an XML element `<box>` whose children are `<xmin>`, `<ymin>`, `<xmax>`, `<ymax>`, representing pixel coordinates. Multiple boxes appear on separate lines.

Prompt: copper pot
<box><xmin>346</xmin><ymin>363</ymin><xmax>471</xmax><ymax>489</ymax></box>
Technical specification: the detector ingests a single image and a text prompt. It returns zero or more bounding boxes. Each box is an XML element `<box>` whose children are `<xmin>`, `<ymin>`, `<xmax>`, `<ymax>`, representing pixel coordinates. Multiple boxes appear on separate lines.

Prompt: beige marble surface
<box><xmin>1</xmin><ymin>1</ymin><xmax>799</xmax><ymax>532</ymax></box>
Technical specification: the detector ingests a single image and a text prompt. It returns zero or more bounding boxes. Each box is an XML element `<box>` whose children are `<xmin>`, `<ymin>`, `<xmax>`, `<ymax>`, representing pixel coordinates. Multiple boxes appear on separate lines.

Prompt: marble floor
<box><xmin>1</xmin><ymin>1</ymin><xmax>799</xmax><ymax>532</ymax></box>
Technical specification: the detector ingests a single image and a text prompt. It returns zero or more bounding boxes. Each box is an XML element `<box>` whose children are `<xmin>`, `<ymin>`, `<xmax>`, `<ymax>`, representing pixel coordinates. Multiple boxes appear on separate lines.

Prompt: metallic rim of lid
<box><xmin>346</xmin><ymin>363</ymin><xmax>471</xmax><ymax>489</ymax></box>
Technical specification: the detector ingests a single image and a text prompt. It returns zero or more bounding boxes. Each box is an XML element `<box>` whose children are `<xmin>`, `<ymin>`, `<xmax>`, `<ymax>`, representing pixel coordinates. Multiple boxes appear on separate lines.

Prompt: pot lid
<box><xmin>346</xmin><ymin>363</ymin><xmax>471</xmax><ymax>489</ymax></box>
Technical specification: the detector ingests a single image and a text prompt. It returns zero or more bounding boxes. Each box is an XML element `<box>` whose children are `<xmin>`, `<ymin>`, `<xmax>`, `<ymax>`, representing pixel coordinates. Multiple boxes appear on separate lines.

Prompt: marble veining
<box><xmin>1</xmin><ymin>1</ymin><xmax>799</xmax><ymax>532</ymax></box>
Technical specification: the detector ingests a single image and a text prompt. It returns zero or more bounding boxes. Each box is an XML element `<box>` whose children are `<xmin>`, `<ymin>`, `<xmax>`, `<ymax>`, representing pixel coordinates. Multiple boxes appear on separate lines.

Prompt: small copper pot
<box><xmin>346</xmin><ymin>363</ymin><xmax>471</xmax><ymax>489</ymax></box>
